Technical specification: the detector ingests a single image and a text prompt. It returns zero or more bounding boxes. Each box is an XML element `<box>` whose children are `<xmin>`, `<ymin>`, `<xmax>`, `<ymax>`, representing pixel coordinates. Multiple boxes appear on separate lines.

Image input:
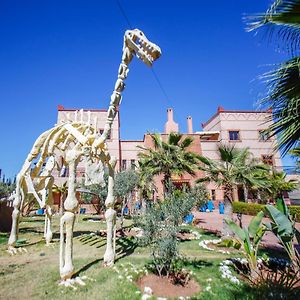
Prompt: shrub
<box><xmin>225</xmin><ymin>211</ymin><xmax>267</xmax><ymax>279</ymax></box>
<box><xmin>135</xmin><ymin>187</ymin><xmax>196</xmax><ymax>278</ymax></box>
<box><xmin>232</xmin><ymin>202</ymin><xmax>265</xmax><ymax>216</ymax></box>
<box><xmin>265</xmin><ymin>199</ymin><xmax>300</xmax><ymax>270</ymax></box>
<box><xmin>249</xmin><ymin>267</ymin><xmax>300</xmax><ymax>299</ymax></box>
<box><xmin>289</xmin><ymin>206</ymin><xmax>300</xmax><ymax>223</ymax></box>
<box><xmin>188</xmin><ymin>183</ymin><xmax>207</xmax><ymax>208</ymax></box>
<box><xmin>232</xmin><ymin>202</ymin><xmax>300</xmax><ymax>222</ymax></box>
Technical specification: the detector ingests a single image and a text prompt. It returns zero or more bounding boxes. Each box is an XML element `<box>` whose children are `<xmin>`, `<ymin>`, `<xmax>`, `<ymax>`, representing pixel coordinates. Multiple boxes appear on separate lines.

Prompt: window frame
<box><xmin>261</xmin><ymin>154</ymin><xmax>274</xmax><ymax>166</ymax></box>
<box><xmin>228</xmin><ymin>130</ymin><xmax>241</xmax><ymax>142</ymax></box>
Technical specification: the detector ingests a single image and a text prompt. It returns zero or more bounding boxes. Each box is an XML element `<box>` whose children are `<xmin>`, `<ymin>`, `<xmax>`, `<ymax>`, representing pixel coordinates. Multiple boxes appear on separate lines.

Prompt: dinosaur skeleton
<box><xmin>8</xmin><ymin>29</ymin><xmax>161</xmax><ymax>280</ymax></box>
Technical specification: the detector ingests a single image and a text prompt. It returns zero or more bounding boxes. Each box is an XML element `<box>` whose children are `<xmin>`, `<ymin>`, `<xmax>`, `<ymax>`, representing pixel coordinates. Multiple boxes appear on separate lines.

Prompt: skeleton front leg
<box><xmin>103</xmin><ymin>157</ymin><xmax>117</xmax><ymax>266</ymax></box>
<box><xmin>43</xmin><ymin>176</ymin><xmax>54</xmax><ymax>245</ymax></box>
<box><xmin>8</xmin><ymin>186</ymin><xmax>23</xmax><ymax>247</ymax></box>
<box><xmin>59</xmin><ymin>148</ymin><xmax>80</xmax><ymax>280</ymax></box>
<box><xmin>44</xmin><ymin>205</ymin><xmax>53</xmax><ymax>245</ymax></box>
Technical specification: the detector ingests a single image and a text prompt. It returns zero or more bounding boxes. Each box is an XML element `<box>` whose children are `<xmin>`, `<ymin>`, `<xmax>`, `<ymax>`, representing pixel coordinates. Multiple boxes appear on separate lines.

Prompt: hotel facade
<box><xmin>55</xmin><ymin>105</ymin><xmax>282</xmax><ymax>202</ymax></box>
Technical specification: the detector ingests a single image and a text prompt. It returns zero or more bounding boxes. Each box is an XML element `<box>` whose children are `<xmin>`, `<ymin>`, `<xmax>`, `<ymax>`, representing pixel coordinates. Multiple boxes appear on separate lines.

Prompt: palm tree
<box><xmin>264</xmin><ymin>170</ymin><xmax>298</xmax><ymax>200</ymax></box>
<box><xmin>197</xmin><ymin>145</ymin><xmax>267</xmax><ymax>234</ymax></box>
<box><xmin>289</xmin><ymin>145</ymin><xmax>300</xmax><ymax>173</ymax></box>
<box><xmin>137</xmin><ymin>161</ymin><xmax>157</xmax><ymax>201</ymax></box>
<box><xmin>138</xmin><ymin>132</ymin><xmax>200</xmax><ymax>194</ymax></box>
<box><xmin>52</xmin><ymin>182</ymin><xmax>68</xmax><ymax>216</ymax></box>
<box><xmin>234</xmin><ymin>151</ymin><xmax>270</xmax><ymax>202</ymax></box>
<box><xmin>247</xmin><ymin>0</ymin><xmax>300</xmax><ymax>154</ymax></box>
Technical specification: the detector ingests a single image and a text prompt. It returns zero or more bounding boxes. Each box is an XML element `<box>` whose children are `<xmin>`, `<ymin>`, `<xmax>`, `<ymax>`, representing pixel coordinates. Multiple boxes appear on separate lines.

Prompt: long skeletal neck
<box><xmin>92</xmin><ymin>43</ymin><xmax>134</xmax><ymax>150</ymax></box>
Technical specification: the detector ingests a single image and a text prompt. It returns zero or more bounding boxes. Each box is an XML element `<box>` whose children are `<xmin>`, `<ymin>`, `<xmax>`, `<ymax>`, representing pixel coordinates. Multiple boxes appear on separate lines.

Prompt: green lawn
<box><xmin>0</xmin><ymin>214</ymin><xmax>272</xmax><ymax>300</ymax></box>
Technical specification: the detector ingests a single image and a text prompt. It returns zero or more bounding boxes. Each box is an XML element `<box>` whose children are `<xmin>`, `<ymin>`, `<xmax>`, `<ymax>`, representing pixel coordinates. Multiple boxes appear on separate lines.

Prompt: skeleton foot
<box><xmin>103</xmin><ymin>252</ymin><xmax>115</xmax><ymax>267</ymax></box>
<box><xmin>7</xmin><ymin>246</ymin><xmax>28</xmax><ymax>256</ymax></box>
<box><xmin>59</xmin><ymin>276</ymin><xmax>95</xmax><ymax>290</ymax></box>
<box><xmin>60</xmin><ymin>265</ymin><xmax>75</xmax><ymax>281</ymax></box>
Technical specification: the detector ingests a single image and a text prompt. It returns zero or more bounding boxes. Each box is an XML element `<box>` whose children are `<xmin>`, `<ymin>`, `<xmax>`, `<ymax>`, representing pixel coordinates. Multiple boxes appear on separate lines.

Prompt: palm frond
<box><xmin>259</xmin><ymin>57</ymin><xmax>300</xmax><ymax>154</ymax></box>
<box><xmin>218</xmin><ymin>144</ymin><xmax>236</xmax><ymax>162</ymax></box>
<box><xmin>168</xmin><ymin>132</ymin><xmax>182</xmax><ymax>146</ymax></box>
<box><xmin>179</xmin><ymin>136</ymin><xmax>194</xmax><ymax>149</ymax></box>
<box><xmin>151</xmin><ymin>133</ymin><xmax>163</xmax><ymax>149</ymax></box>
<box><xmin>246</xmin><ymin>0</ymin><xmax>300</xmax><ymax>54</ymax></box>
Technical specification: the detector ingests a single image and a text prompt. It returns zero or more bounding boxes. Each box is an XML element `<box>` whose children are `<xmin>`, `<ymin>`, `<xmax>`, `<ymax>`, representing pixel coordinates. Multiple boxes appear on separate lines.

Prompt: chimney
<box><xmin>187</xmin><ymin>116</ymin><xmax>193</xmax><ymax>134</ymax></box>
<box><xmin>164</xmin><ymin>108</ymin><xmax>179</xmax><ymax>134</ymax></box>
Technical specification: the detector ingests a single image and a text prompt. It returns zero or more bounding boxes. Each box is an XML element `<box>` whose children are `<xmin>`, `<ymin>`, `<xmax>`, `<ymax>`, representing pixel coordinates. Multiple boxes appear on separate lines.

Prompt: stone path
<box><xmin>193</xmin><ymin>209</ymin><xmax>300</xmax><ymax>250</ymax></box>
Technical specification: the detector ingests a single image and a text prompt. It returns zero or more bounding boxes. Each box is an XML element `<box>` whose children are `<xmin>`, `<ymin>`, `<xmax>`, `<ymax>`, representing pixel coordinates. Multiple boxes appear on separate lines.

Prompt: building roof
<box><xmin>201</xmin><ymin>106</ymin><xmax>272</xmax><ymax>128</ymax></box>
<box><xmin>57</xmin><ymin>105</ymin><xmax>107</xmax><ymax>112</ymax></box>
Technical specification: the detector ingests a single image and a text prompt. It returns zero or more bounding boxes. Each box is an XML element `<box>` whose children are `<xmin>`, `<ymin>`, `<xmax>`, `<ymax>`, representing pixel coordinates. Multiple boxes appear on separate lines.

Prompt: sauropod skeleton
<box><xmin>8</xmin><ymin>29</ymin><xmax>161</xmax><ymax>280</ymax></box>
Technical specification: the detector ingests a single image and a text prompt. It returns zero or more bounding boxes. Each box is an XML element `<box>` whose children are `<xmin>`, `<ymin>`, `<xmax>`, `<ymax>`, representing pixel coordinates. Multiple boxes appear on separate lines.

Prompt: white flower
<box><xmin>141</xmin><ymin>294</ymin><xmax>151</xmax><ymax>300</ymax></box>
<box><xmin>144</xmin><ymin>286</ymin><xmax>152</xmax><ymax>295</ymax></box>
<box><xmin>205</xmin><ymin>286</ymin><xmax>211</xmax><ymax>291</ymax></box>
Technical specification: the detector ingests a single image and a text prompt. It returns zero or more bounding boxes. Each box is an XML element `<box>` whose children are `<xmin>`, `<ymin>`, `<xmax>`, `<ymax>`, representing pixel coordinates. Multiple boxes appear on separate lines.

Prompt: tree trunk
<box><xmin>232</xmin><ymin>185</ymin><xmax>239</xmax><ymax>201</ymax></box>
<box><xmin>222</xmin><ymin>188</ymin><xmax>233</xmax><ymax>237</ymax></box>
<box><xmin>120</xmin><ymin>196</ymin><xmax>127</xmax><ymax>231</ymax></box>
<box><xmin>243</xmin><ymin>184</ymin><xmax>248</xmax><ymax>203</ymax></box>
<box><xmin>257</xmin><ymin>190</ymin><xmax>261</xmax><ymax>203</ymax></box>
<box><xmin>163</xmin><ymin>174</ymin><xmax>171</xmax><ymax>197</ymax></box>
<box><xmin>129</xmin><ymin>192</ymin><xmax>133</xmax><ymax>215</ymax></box>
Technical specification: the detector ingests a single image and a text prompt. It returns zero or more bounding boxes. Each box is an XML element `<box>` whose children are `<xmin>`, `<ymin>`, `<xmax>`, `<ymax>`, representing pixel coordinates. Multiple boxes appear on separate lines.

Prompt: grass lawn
<box><xmin>0</xmin><ymin>214</ymin><xmax>269</xmax><ymax>300</ymax></box>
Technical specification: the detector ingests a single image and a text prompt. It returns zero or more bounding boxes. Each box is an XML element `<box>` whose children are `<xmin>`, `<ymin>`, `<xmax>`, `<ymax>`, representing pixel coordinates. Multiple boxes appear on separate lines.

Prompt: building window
<box><xmin>98</xmin><ymin>129</ymin><xmax>111</xmax><ymax>139</ymax></box>
<box><xmin>229</xmin><ymin>130</ymin><xmax>240</xmax><ymax>141</ymax></box>
<box><xmin>259</xmin><ymin>130</ymin><xmax>270</xmax><ymax>141</ymax></box>
<box><xmin>122</xmin><ymin>159</ymin><xmax>127</xmax><ymax>170</ymax></box>
<box><xmin>131</xmin><ymin>159</ymin><xmax>136</xmax><ymax>170</ymax></box>
<box><xmin>211</xmin><ymin>189</ymin><xmax>216</xmax><ymax>201</ymax></box>
<box><xmin>262</xmin><ymin>155</ymin><xmax>274</xmax><ymax>166</ymax></box>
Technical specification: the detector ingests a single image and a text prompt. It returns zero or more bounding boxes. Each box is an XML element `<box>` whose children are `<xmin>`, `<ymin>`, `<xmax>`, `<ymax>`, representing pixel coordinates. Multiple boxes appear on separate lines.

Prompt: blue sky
<box><xmin>0</xmin><ymin>0</ymin><xmax>295</xmax><ymax>178</ymax></box>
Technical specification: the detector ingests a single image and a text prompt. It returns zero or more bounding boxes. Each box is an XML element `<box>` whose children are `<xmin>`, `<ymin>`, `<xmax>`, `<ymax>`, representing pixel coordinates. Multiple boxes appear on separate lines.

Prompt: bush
<box><xmin>288</xmin><ymin>206</ymin><xmax>300</xmax><ymax>223</ymax></box>
<box><xmin>232</xmin><ymin>202</ymin><xmax>265</xmax><ymax>216</ymax></box>
<box><xmin>135</xmin><ymin>187</ymin><xmax>196</xmax><ymax>277</ymax></box>
<box><xmin>232</xmin><ymin>201</ymin><xmax>300</xmax><ymax>222</ymax></box>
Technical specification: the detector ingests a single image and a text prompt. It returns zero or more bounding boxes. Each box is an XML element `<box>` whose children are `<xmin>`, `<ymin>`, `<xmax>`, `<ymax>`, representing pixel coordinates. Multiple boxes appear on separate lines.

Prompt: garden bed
<box><xmin>137</xmin><ymin>273</ymin><xmax>200</xmax><ymax>298</ymax></box>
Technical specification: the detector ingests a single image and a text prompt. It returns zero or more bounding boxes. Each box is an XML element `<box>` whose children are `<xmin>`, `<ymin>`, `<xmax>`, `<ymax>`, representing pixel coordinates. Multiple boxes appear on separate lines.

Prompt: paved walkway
<box><xmin>193</xmin><ymin>210</ymin><xmax>300</xmax><ymax>250</ymax></box>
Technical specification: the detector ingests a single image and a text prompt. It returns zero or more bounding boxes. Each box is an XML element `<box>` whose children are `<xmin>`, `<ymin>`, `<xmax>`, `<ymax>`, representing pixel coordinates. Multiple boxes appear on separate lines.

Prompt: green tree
<box><xmin>137</xmin><ymin>161</ymin><xmax>157</xmax><ymax>202</ymax></box>
<box><xmin>0</xmin><ymin>181</ymin><xmax>14</xmax><ymax>199</ymax></box>
<box><xmin>264</xmin><ymin>170</ymin><xmax>298</xmax><ymax>200</ymax></box>
<box><xmin>136</xmin><ymin>187</ymin><xmax>196</xmax><ymax>277</ymax></box>
<box><xmin>79</xmin><ymin>178</ymin><xmax>107</xmax><ymax>215</ymax></box>
<box><xmin>52</xmin><ymin>182</ymin><xmax>68</xmax><ymax>216</ymax></box>
<box><xmin>247</xmin><ymin>0</ymin><xmax>300</xmax><ymax>154</ymax></box>
<box><xmin>197</xmin><ymin>145</ymin><xmax>267</xmax><ymax>233</ymax></box>
<box><xmin>138</xmin><ymin>133</ymin><xmax>200</xmax><ymax>193</ymax></box>
<box><xmin>114</xmin><ymin>169</ymin><xmax>139</xmax><ymax>228</ymax></box>
<box><xmin>188</xmin><ymin>183</ymin><xmax>208</xmax><ymax>208</ymax></box>
<box><xmin>234</xmin><ymin>152</ymin><xmax>270</xmax><ymax>202</ymax></box>
<box><xmin>80</xmin><ymin>170</ymin><xmax>138</xmax><ymax>221</ymax></box>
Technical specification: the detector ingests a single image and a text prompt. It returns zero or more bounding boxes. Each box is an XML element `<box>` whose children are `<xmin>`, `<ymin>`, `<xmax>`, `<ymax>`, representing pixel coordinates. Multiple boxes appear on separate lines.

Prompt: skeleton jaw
<box><xmin>125</xmin><ymin>29</ymin><xmax>161</xmax><ymax>66</ymax></box>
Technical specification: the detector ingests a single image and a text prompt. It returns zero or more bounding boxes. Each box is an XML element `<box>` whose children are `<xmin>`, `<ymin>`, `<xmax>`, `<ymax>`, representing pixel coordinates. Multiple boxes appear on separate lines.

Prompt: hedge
<box><xmin>232</xmin><ymin>201</ymin><xmax>300</xmax><ymax>222</ymax></box>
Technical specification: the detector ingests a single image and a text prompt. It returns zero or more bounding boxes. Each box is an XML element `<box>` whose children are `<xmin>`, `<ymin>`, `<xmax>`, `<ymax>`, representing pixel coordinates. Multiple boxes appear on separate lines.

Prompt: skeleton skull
<box><xmin>124</xmin><ymin>29</ymin><xmax>161</xmax><ymax>66</ymax></box>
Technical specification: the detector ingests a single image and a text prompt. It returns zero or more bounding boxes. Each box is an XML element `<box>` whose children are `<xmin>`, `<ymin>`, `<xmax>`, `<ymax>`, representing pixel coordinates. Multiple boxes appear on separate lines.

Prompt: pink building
<box><xmin>54</xmin><ymin>105</ymin><xmax>282</xmax><ymax>203</ymax></box>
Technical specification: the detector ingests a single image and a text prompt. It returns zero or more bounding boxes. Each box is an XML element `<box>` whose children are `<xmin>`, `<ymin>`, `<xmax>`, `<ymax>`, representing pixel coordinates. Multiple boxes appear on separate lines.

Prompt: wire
<box><xmin>116</xmin><ymin>0</ymin><xmax>133</xmax><ymax>29</ymax></box>
<box><xmin>115</xmin><ymin>0</ymin><xmax>173</xmax><ymax>109</ymax></box>
<box><xmin>151</xmin><ymin>68</ymin><xmax>171</xmax><ymax>105</ymax></box>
